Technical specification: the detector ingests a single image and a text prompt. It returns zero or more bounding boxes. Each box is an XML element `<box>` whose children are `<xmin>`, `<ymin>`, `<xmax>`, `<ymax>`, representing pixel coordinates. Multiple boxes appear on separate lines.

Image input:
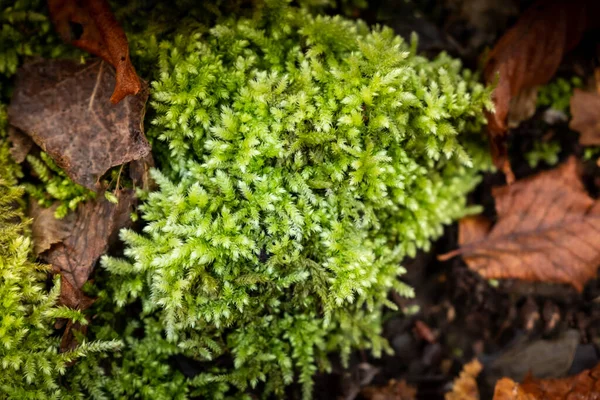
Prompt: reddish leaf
<box><xmin>493</xmin><ymin>363</ymin><xmax>600</xmax><ymax>399</ymax></box>
<box><xmin>440</xmin><ymin>157</ymin><xmax>600</xmax><ymax>292</ymax></box>
<box><xmin>484</xmin><ymin>0</ymin><xmax>588</xmax><ymax>182</ymax></box>
<box><xmin>8</xmin><ymin>59</ymin><xmax>150</xmax><ymax>190</ymax></box>
<box><xmin>569</xmin><ymin>88</ymin><xmax>600</xmax><ymax>146</ymax></box>
<box><xmin>48</xmin><ymin>0</ymin><xmax>141</xmax><ymax>103</ymax></box>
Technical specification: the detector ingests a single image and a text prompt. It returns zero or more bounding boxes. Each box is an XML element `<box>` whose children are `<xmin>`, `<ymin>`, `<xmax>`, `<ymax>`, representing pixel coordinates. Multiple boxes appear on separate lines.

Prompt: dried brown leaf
<box><xmin>361</xmin><ymin>379</ymin><xmax>417</xmax><ymax>400</ymax></box>
<box><xmin>445</xmin><ymin>359</ymin><xmax>482</xmax><ymax>400</ymax></box>
<box><xmin>492</xmin><ymin>362</ymin><xmax>600</xmax><ymax>399</ymax></box>
<box><xmin>29</xmin><ymin>201</ymin><xmax>75</xmax><ymax>255</ymax></box>
<box><xmin>440</xmin><ymin>157</ymin><xmax>600</xmax><ymax>291</ymax></box>
<box><xmin>8</xmin><ymin>59</ymin><xmax>150</xmax><ymax>190</ymax></box>
<box><xmin>48</xmin><ymin>0</ymin><xmax>141</xmax><ymax>103</ymax></box>
<box><xmin>58</xmin><ymin>274</ymin><xmax>95</xmax><ymax>311</ymax></box>
<box><xmin>43</xmin><ymin>189</ymin><xmax>136</xmax><ymax>289</ymax></box>
<box><xmin>484</xmin><ymin>0</ymin><xmax>588</xmax><ymax>181</ymax></box>
<box><xmin>569</xmin><ymin>88</ymin><xmax>600</xmax><ymax>146</ymax></box>
<box><xmin>57</xmin><ymin>277</ymin><xmax>93</xmax><ymax>353</ymax></box>
<box><xmin>40</xmin><ymin>191</ymin><xmax>134</xmax><ymax>352</ymax></box>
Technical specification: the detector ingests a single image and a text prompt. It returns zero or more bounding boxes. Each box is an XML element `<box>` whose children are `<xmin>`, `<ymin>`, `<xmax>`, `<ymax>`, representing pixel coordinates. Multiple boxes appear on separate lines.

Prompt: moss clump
<box><xmin>24</xmin><ymin>152</ymin><xmax>97</xmax><ymax>218</ymax></box>
<box><xmin>97</xmin><ymin>2</ymin><xmax>491</xmax><ymax>398</ymax></box>
<box><xmin>537</xmin><ymin>76</ymin><xmax>582</xmax><ymax>113</ymax></box>
<box><xmin>0</xmin><ymin>156</ymin><xmax>119</xmax><ymax>399</ymax></box>
<box><xmin>525</xmin><ymin>140</ymin><xmax>561</xmax><ymax>168</ymax></box>
<box><xmin>1</xmin><ymin>0</ymin><xmax>492</xmax><ymax>398</ymax></box>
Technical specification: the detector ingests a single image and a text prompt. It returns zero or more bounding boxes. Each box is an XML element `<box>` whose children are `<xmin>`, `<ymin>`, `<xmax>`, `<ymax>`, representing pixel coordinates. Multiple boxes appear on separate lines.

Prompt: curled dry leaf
<box><xmin>440</xmin><ymin>157</ymin><xmax>600</xmax><ymax>292</ymax></box>
<box><xmin>42</xmin><ymin>189</ymin><xmax>136</xmax><ymax>290</ymax></box>
<box><xmin>8</xmin><ymin>59</ymin><xmax>150</xmax><ymax>191</ymax></box>
<box><xmin>361</xmin><ymin>379</ymin><xmax>417</xmax><ymax>400</ymax></box>
<box><xmin>29</xmin><ymin>201</ymin><xmax>75</xmax><ymax>255</ymax></box>
<box><xmin>493</xmin><ymin>362</ymin><xmax>600</xmax><ymax>399</ymax></box>
<box><xmin>484</xmin><ymin>0</ymin><xmax>588</xmax><ymax>182</ymax></box>
<box><xmin>445</xmin><ymin>359</ymin><xmax>482</xmax><ymax>400</ymax></box>
<box><xmin>569</xmin><ymin>88</ymin><xmax>600</xmax><ymax>146</ymax></box>
<box><xmin>32</xmin><ymin>190</ymin><xmax>136</xmax><ymax>351</ymax></box>
<box><xmin>48</xmin><ymin>0</ymin><xmax>141</xmax><ymax>103</ymax></box>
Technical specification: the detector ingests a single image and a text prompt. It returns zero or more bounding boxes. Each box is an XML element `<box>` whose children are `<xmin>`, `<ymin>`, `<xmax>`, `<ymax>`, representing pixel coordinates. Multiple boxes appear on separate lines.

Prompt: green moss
<box><xmin>96</xmin><ymin>2</ymin><xmax>491</xmax><ymax>398</ymax></box>
<box><xmin>24</xmin><ymin>152</ymin><xmax>96</xmax><ymax>218</ymax></box>
<box><xmin>0</xmin><ymin>151</ymin><xmax>120</xmax><ymax>399</ymax></box>
<box><xmin>537</xmin><ymin>76</ymin><xmax>582</xmax><ymax>113</ymax></box>
<box><xmin>1</xmin><ymin>0</ymin><xmax>492</xmax><ymax>398</ymax></box>
<box><xmin>525</xmin><ymin>140</ymin><xmax>561</xmax><ymax>168</ymax></box>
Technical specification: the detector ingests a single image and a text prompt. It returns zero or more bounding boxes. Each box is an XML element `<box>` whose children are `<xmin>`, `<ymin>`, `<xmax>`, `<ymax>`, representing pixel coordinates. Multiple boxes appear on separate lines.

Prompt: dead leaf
<box><xmin>30</xmin><ymin>201</ymin><xmax>75</xmax><ymax>255</ymax></box>
<box><xmin>445</xmin><ymin>359</ymin><xmax>482</xmax><ymax>400</ymax></box>
<box><xmin>42</xmin><ymin>189</ymin><xmax>136</xmax><ymax>289</ymax></box>
<box><xmin>8</xmin><ymin>59</ymin><xmax>150</xmax><ymax>191</ymax></box>
<box><xmin>569</xmin><ymin>89</ymin><xmax>600</xmax><ymax>146</ymax></box>
<box><xmin>440</xmin><ymin>157</ymin><xmax>600</xmax><ymax>291</ymax></box>
<box><xmin>60</xmin><ymin>319</ymin><xmax>88</xmax><ymax>353</ymax></box>
<box><xmin>48</xmin><ymin>0</ymin><xmax>141</xmax><ymax>103</ymax></box>
<box><xmin>361</xmin><ymin>379</ymin><xmax>417</xmax><ymax>400</ymax></box>
<box><xmin>37</xmin><ymin>189</ymin><xmax>135</xmax><ymax>351</ymax></box>
<box><xmin>484</xmin><ymin>0</ymin><xmax>588</xmax><ymax>181</ymax></box>
<box><xmin>56</xmin><ymin>277</ymin><xmax>92</xmax><ymax>353</ymax></box>
<box><xmin>492</xmin><ymin>362</ymin><xmax>600</xmax><ymax>399</ymax></box>
<box><xmin>58</xmin><ymin>273</ymin><xmax>95</xmax><ymax>311</ymax></box>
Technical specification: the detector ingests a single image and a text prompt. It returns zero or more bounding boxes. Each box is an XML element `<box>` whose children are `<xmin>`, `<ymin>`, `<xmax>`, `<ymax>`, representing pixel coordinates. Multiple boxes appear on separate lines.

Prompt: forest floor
<box><xmin>312</xmin><ymin>0</ymin><xmax>600</xmax><ymax>399</ymax></box>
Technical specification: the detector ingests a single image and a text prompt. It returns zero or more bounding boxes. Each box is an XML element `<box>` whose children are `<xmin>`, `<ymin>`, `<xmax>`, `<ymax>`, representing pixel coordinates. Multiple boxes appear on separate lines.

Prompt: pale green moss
<box><xmin>97</xmin><ymin>2</ymin><xmax>492</xmax><ymax>398</ymax></box>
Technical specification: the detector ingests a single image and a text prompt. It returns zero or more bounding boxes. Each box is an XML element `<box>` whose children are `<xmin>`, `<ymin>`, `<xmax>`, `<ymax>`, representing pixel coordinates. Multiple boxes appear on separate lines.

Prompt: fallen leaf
<box><xmin>445</xmin><ymin>359</ymin><xmax>482</xmax><ymax>400</ymax></box>
<box><xmin>361</xmin><ymin>379</ymin><xmax>417</xmax><ymax>400</ymax></box>
<box><xmin>42</xmin><ymin>189</ymin><xmax>136</xmax><ymax>289</ymax></box>
<box><xmin>569</xmin><ymin>88</ymin><xmax>600</xmax><ymax>146</ymax></box>
<box><xmin>30</xmin><ymin>201</ymin><xmax>75</xmax><ymax>255</ymax></box>
<box><xmin>440</xmin><ymin>157</ymin><xmax>600</xmax><ymax>291</ymax></box>
<box><xmin>56</xmin><ymin>277</ymin><xmax>92</xmax><ymax>353</ymax></box>
<box><xmin>37</xmin><ymin>189</ymin><xmax>136</xmax><ymax>351</ymax></box>
<box><xmin>484</xmin><ymin>0</ymin><xmax>588</xmax><ymax>182</ymax></box>
<box><xmin>48</xmin><ymin>0</ymin><xmax>141</xmax><ymax>103</ymax></box>
<box><xmin>8</xmin><ymin>59</ymin><xmax>150</xmax><ymax>190</ymax></box>
<box><xmin>492</xmin><ymin>362</ymin><xmax>600</xmax><ymax>399</ymax></box>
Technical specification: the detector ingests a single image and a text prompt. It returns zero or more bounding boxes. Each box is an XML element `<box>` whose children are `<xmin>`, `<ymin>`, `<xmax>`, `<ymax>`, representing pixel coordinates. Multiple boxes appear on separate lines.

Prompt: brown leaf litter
<box><xmin>440</xmin><ymin>157</ymin><xmax>600</xmax><ymax>292</ymax></box>
<box><xmin>484</xmin><ymin>0</ymin><xmax>589</xmax><ymax>182</ymax></box>
<box><xmin>8</xmin><ymin>59</ymin><xmax>150</xmax><ymax>191</ymax></box>
<box><xmin>48</xmin><ymin>0</ymin><xmax>141</xmax><ymax>103</ymax></box>
<box><xmin>493</xmin><ymin>362</ymin><xmax>600</xmax><ymax>399</ymax></box>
